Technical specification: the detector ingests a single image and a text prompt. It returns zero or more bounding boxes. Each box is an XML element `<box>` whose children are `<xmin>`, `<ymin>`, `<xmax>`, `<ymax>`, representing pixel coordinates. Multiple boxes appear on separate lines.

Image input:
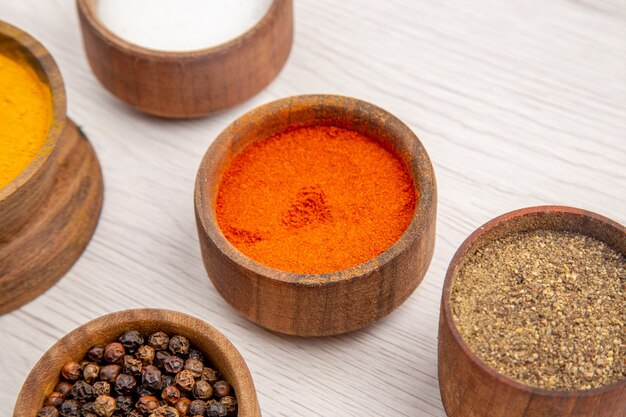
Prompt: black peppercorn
<box><xmin>220</xmin><ymin>396</ymin><xmax>237</xmax><ymax>415</ymax></box>
<box><xmin>38</xmin><ymin>329</ymin><xmax>237</xmax><ymax>417</ymax></box>
<box><xmin>212</xmin><ymin>381</ymin><xmax>231</xmax><ymax>399</ymax></box>
<box><xmin>174</xmin><ymin>397</ymin><xmax>191</xmax><ymax>416</ymax></box>
<box><xmin>116</xmin><ymin>395</ymin><xmax>134</xmax><ymax>414</ymax></box>
<box><xmin>187</xmin><ymin>349</ymin><xmax>204</xmax><ymax>362</ymax></box>
<box><xmin>93</xmin><ymin>395</ymin><xmax>116</xmax><ymax>417</ymax></box>
<box><xmin>161</xmin><ymin>374</ymin><xmax>174</xmax><ymax>388</ymax></box>
<box><xmin>99</xmin><ymin>364</ymin><xmax>122</xmax><ymax>382</ymax></box>
<box><xmin>124</xmin><ymin>355</ymin><xmax>143</xmax><ymax>375</ymax></box>
<box><xmin>200</xmin><ymin>368</ymin><xmax>219</xmax><ymax>385</ymax></box>
<box><xmin>136</xmin><ymin>396</ymin><xmax>159</xmax><ymax>415</ymax></box>
<box><xmin>136</xmin><ymin>344</ymin><xmax>156</xmax><ymax>365</ymax></box>
<box><xmin>188</xmin><ymin>400</ymin><xmax>207</xmax><ymax>416</ymax></box>
<box><xmin>136</xmin><ymin>384</ymin><xmax>155</xmax><ymax>397</ymax></box>
<box><xmin>70</xmin><ymin>381</ymin><xmax>93</xmax><ymax>401</ymax></box>
<box><xmin>55</xmin><ymin>381</ymin><xmax>73</xmax><ymax>397</ymax></box>
<box><xmin>192</xmin><ymin>380</ymin><xmax>212</xmax><ymax>400</ymax></box>
<box><xmin>103</xmin><ymin>343</ymin><xmax>125</xmax><ymax>364</ymax></box>
<box><xmin>83</xmin><ymin>362</ymin><xmax>100</xmax><ymax>384</ymax></box>
<box><xmin>60</xmin><ymin>399</ymin><xmax>81</xmax><ymax>417</ymax></box>
<box><xmin>168</xmin><ymin>335</ymin><xmax>190</xmax><ymax>356</ymax></box>
<box><xmin>154</xmin><ymin>350</ymin><xmax>171</xmax><ymax>368</ymax></box>
<box><xmin>206</xmin><ymin>402</ymin><xmax>228</xmax><ymax>417</ymax></box>
<box><xmin>61</xmin><ymin>362</ymin><xmax>82</xmax><ymax>381</ymax></box>
<box><xmin>86</xmin><ymin>346</ymin><xmax>105</xmax><ymax>364</ymax></box>
<box><xmin>44</xmin><ymin>391</ymin><xmax>65</xmax><ymax>407</ymax></box>
<box><xmin>147</xmin><ymin>332</ymin><xmax>170</xmax><ymax>351</ymax></box>
<box><xmin>175</xmin><ymin>370</ymin><xmax>195</xmax><ymax>392</ymax></box>
<box><xmin>150</xmin><ymin>405</ymin><xmax>180</xmax><ymax>417</ymax></box>
<box><xmin>92</xmin><ymin>381</ymin><xmax>111</xmax><ymax>396</ymax></box>
<box><xmin>163</xmin><ymin>355</ymin><xmax>184</xmax><ymax>374</ymax></box>
<box><xmin>81</xmin><ymin>401</ymin><xmax>97</xmax><ymax>417</ymax></box>
<box><xmin>184</xmin><ymin>359</ymin><xmax>203</xmax><ymax>378</ymax></box>
<box><xmin>161</xmin><ymin>385</ymin><xmax>181</xmax><ymax>405</ymax></box>
<box><xmin>37</xmin><ymin>406</ymin><xmax>60</xmax><ymax>417</ymax></box>
<box><xmin>142</xmin><ymin>365</ymin><xmax>163</xmax><ymax>390</ymax></box>
<box><xmin>115</xmin><ymin>373</ymin><xmax>137</xmax><ymax>395</ymax></box>
<box><xmin>119</xmin><ymin>330</ymin><xmax>144</xmax><ymax>353</ymax></box>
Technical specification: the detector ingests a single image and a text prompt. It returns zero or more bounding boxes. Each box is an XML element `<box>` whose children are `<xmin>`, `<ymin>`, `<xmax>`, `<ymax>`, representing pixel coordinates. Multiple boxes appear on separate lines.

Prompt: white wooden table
<box><xmin>1</xmin><ymin>1</ymin><xmax>624</xmax><ymax>416</ymax></box>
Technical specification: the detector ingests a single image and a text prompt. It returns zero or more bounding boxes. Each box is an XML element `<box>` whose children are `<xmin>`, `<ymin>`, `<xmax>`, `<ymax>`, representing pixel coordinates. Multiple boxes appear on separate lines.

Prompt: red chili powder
<box><xmin>215</xmin><ymin>125</ymin><xmax>417</xmax><ymax>274</ymax></box>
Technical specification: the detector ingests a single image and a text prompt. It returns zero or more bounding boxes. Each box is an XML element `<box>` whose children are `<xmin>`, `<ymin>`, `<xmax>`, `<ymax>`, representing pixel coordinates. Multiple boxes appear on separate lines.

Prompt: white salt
<box><xmin>97</xmin><ymin>0</ymin><xmax>273</xmax><ymax>51</ymax></box>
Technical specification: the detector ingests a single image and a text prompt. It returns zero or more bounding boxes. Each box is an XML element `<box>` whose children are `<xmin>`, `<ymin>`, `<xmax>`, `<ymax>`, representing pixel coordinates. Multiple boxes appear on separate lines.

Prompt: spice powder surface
<box><xmin>451</xmin><ymin>230</ymin><xmax>625</xmax><ymax>390</ymax></box>
<box><xmin>216</xmin><ymin>126</ymin><xmax>417</xmax><ymax>274</ymax></box>
<box><xmin>0</xmin><ymin>52</ymin><xmax>52</xmax><ymax>189</ymax></box>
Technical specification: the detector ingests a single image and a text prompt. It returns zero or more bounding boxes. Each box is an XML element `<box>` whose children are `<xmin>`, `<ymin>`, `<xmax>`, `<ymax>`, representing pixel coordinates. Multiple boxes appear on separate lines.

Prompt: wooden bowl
<box><xmin>0</xmin><ymin>21</ymin><xmax>66</xmax><ymax>239</ymax></box>
<box><xmin>13</xmin><ymin>309</ymin><xmax>261</xmax><ymax>417</ymax></box>
<box><xmin>438</xmin><ymin>206</ymin><xmax>626</xmax><ymax>417</ymax></box>
<box><xmin>0</xmin><ymin>21</ymin><xmax>104</xmax><ymax>314</ymax></box>
<box><xmin>76</xmin><ymin>0</ymin><xmax>293</xmax><ymax>118</ymax></box>
<box><xmin>195</xmin><ymin>94</ymin><xmax>437</xmax><ymax>337</ymax></box>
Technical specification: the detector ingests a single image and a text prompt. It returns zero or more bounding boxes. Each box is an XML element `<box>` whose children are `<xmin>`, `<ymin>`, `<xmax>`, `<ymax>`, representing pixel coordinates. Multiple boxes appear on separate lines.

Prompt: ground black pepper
<box><xmin>452</xmin><ymin>230</ymin><xmax>626</xmax><ymax>390</ymax></box>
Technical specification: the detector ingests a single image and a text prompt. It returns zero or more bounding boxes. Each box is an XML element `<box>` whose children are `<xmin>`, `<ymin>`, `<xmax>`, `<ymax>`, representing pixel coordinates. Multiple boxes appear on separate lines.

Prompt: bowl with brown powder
<box><xmin>439</xmin><ymin>206</ymin><xmax>625</xmax><ymax>417</ymax></box>
<box><xmin>195</xmin><ymin>94</ymin><xmax>437</xmax><ymax>337</ymax></box>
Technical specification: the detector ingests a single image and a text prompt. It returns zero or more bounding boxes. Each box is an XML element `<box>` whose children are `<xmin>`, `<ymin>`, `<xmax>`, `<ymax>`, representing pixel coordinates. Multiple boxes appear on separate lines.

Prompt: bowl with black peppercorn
<box><xmin>13</xmin><ymin>309</ymin><xmax>260</xmax><ymax>417</ymax></box>
<box><xmin>439</xmin><ymin>206</ymin><xmax>626</xmax><ymax>417</ymax></box>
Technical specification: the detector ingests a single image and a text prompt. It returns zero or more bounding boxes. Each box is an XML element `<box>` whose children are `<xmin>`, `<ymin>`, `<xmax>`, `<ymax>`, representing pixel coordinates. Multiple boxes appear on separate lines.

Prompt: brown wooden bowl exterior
<box><xmin>14</xmin><ymin>309</ymin><xmax>261</xmax><ymax>417</ymax></box>
<box><xmin>0</xmin><ymin>21</ymin><xmax>66</xmax><ymax>240</ymax></box>
<box><xmin>76</xmin><ymin>0</ymin><xmax>293</xmax><ymax>119</ymax></box>
<box><xmin>195</xmin><ymin>94</ymin><xmax>437</xmax><ymax>337</ymax></box>
<box><xmin>438</xmin><ymin>206</ymin><xmax>626</xmax><ymax>417</ymax></box>
<box><xmin>0</xmin><ymin>120</ymin><xmax>104</xmax><ymax>314</ymax></box>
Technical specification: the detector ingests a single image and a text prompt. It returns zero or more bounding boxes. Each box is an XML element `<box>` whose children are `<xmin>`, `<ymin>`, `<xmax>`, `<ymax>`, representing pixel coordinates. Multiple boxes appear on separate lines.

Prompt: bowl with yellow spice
<box><xmin>195</xmin><ymin>94</ymin><xmax>437</xmax><ymax>336</ymax></box>
<box><xmin>0</xmin><ymin>21</ymin><xmax>103</xmax><ymax>314</ymax></box>
<box><xmin>439</xmin><ymin>206</ymin><xmax>626</xmax><ymax>417</ymax></box>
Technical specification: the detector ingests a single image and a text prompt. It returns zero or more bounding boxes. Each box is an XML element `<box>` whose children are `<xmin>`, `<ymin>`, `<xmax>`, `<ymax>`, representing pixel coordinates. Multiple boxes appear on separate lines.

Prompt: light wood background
<box><xmin>1</xmin><ymin>1</ymin><xmax>624</xmax><ymax>416</ymax></box>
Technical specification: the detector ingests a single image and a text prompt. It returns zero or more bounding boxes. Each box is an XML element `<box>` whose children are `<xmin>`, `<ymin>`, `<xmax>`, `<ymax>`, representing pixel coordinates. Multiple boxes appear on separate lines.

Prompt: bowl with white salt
<box><xmin>76</xmin><ymin>0</ymin><xmax>293</xmax><ymax>118</ymax></box>
<box><xmin>438</xmin><ymin>206</ymin><xmax>625</xmax><ymax>417</ymax></box>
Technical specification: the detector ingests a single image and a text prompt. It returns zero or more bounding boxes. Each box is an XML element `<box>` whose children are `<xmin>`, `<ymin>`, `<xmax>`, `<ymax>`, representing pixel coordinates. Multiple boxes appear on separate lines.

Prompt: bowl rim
<box><xmin>195</xmin><ymin>93</ymin><xmax>436</xmax><ymax>286</ymax></box>
<box><xmin>441</xmin><ymin>205</ymin><xmax>626</xmax><ymax>397</ymax></box>
<box><xmin>14</xmin><ymin>308</ymin><xmax>260</xmax><ymax>416</ymax></box>
<box><xmin>76</xmin><ymin>0</ymin><xmax>285</xmax><ymax>58</ymax></box>
<box><xmin>0</xmin><ymin>20</ymin><xmax>66</xmax><ymax>198</ymax></box>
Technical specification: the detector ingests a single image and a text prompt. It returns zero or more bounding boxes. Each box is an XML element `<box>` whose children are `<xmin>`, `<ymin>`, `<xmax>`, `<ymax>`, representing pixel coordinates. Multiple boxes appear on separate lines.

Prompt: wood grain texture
<box><xmin>0</xmin><ymin>120</ymin><xmax>104</xmax><ymax>314</ymax></box>
<box><xmin>439</xmin><ymin>206</ymin><xmax>626</xmax><ymax>417</ymax></box>
<box><xmin>0</xmin><ymin>21</ymin><xmax>66</xmax><ymax>239</ymax></box>
<box><xmin>76</xmin><ymin>0</ymin><xmax>293</xmax><ymax>118</ymax></box>
<box><xmin>195</xmin><ymin>95</ymin><xmax>436</xmax><ymax>336</ymax></box>
<box><xmin>14</xmin><ymin>309</ymin><xmax>260</xmax><ymax>417</ymax></box>
<box><xmin>0</xmin><ymin>0</ymin><xmax>624</xmax><ymax>415</ymax></box>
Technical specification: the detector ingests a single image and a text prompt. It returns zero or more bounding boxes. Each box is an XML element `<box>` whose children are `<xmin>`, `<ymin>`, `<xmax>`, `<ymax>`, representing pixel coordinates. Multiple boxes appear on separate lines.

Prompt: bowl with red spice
<box><xmin>439</xmin><ymin>206</ymin><xmax>626</xmax><ymax>417</ymax></box>
<box><xmin>195</xmin><ymin>94</ymin><xmax>437</xmax><ymax>336</ymax></box>
<box><xmin>14</xmin><ymin>309</ymin><xmax>260</xmax><ymax>417</ymax></box>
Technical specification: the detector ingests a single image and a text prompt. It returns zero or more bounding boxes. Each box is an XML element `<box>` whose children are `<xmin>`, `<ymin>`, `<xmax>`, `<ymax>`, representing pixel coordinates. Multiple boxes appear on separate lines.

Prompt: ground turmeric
<box><xmin>0</xmin><ymin>51</ymin><xmax>52</xmax><ymax>189</ymax></box>
<box><xmin>216</xmin><ymin>125</ymin><xmax>417</xmax><ymax>274</ymax></box>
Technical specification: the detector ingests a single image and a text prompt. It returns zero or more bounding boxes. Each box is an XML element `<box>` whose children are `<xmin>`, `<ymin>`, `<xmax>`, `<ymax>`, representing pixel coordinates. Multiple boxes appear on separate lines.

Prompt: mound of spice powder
<box><xmin>451</xmin><ymin>230</ymin><xmax>625</xmax><ymax>390</ymax></box>
<box><xmin>216</xmin><ymin>125</ymin><xmax>417</xmax><ymax>274</ymax></box>
<box><xmin>0</xmin><ymin>51</ymin><xmax>52</xmax><ymax>189</ymax></box>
